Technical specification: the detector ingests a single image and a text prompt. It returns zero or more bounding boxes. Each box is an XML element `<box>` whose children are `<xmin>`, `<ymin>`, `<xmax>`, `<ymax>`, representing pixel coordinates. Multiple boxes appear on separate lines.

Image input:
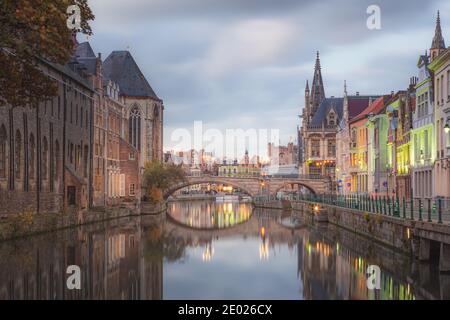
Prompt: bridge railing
<box><xmin>253</xmin><ymin>193</ymin><xmax>450</xmax><ymax>224</ymax></box>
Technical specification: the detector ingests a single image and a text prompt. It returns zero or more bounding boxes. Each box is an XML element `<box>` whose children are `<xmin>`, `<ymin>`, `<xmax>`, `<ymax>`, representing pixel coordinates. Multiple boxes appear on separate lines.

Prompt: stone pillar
<box><xmin>418</xmin><ymin>238</ymin><xmax>431</xmax><ymax>261</ymax></box>
<box><xmin>439</xmin><ymin>273</ymin><xmax>450</xmax><ymax>299</ymax></box>
<box><xmin>439</xmin><ymin>243</ymin><xmax>450</xmax><ymax>272</ymax></box>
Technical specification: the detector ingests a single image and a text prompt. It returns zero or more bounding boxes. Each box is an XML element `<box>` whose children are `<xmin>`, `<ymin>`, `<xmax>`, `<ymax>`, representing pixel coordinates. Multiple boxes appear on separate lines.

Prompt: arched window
<box><xmin>54</xmin><ymin>140</ymin><xmax>60</xmax><ymax>182</ymax></box>
<box><xmin>15</xmin><ymin>130</ymin><xmax>22</xmax><ymax>179</ymax></box>
<box><xmin>0</xmin><ymin>125</ymin><xmax>7</xmax><ymax>179</ymax></box>
<box><xmin>42</xmin><ymin>137</ymin><xmax>48</xmax><ymax>180</ymax></box>
<box><xmin>129</xmin><ymin>106</ymin><xmax>141</xmax><ymax>150</ymax></box>
<box><xmin>29</xmin><ymin>134</ymin><xmax>35</xmax><ymax>180</ymax></box>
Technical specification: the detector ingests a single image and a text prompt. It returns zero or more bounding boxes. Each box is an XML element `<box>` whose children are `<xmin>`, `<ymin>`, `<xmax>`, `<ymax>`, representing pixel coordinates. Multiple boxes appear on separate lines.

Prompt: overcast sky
<box><xmin>86</xmin><ymin>0</ymin><xmax>448</xmax><ymax>158</ymax></box>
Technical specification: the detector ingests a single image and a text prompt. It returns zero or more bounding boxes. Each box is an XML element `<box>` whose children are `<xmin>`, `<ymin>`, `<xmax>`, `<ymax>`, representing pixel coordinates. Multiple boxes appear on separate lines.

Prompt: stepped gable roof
<box><xmin>103</xmin><ymin>51</ymin><xmax>159</xmax><ymax>99</ymax></box>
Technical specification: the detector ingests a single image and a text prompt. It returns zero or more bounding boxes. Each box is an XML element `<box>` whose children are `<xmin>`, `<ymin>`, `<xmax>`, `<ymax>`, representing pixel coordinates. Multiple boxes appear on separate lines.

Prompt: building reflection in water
<box><xmin>0</xmin><ymin>217</ymin><xmax>163</xmax><ymax>300</ymax></box>
<box><xmin>168</xmin><ymin>200</ymin><xmax>251</xmax><ymax>229</ymax></box>
<box><xmin>298</xmin><ymin>233</ymin><xmax>416</xmax><ymax>300</ymax></box>
<box><xmin>0</xmin><ymin>201</ymin><xmax>445</xmax><ymax>300</ymax></box>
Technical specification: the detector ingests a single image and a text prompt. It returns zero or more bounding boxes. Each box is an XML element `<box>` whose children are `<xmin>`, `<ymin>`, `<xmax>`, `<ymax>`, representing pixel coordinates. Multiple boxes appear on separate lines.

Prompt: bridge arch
<box><xmin>272</xmin><ymin>181</ymin><xmax>317</xmax><ymax>195</ymax></box>
<box><xmin>164</xmin><ymin>177</ymin><xmax>257</xmax><ymax>199</ymax></box>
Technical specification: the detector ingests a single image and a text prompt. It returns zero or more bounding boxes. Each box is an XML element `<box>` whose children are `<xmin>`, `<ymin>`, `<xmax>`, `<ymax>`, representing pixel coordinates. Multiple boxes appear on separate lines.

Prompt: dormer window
<box><xmin>327</xmin><ymin>112</ymin><xmax>336</xmax><ymax>126</ymax></box>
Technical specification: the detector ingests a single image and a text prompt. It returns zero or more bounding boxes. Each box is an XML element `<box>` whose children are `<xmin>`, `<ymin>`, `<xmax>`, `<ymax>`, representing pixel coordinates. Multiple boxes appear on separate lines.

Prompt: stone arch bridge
<box><xmin>164</xmin><ymin>175</ymin><xmax>330</xmax><ymax>199</ymax></box>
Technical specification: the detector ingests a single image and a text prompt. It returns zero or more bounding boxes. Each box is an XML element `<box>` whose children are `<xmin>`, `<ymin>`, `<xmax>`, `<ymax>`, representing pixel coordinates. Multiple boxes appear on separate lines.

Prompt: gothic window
<box><xmin>327</xmin><ymin>139</ymin><xmax>336</xmax><ymax>157</ymax></box>
<box><xmin>0</xmin><ymin>125</ymin><xmax>6</xmax><ymax>179</ymax></box>
<box><xmin>29</xmin><ymin>134</ymin><xmax>35</xmax><ymax>180</ymax></box>
<box><xmin>327</xmin><ymin>112</ymin><xmax>335</xmax><ymax>126</ymax></box>
<box><xmin>42</xmin><ymin>137</ymin><xmax>48</xmax><ymax>180</ymax></box>
<box><xmin>55</xmin><ymin>140</ymin><xmax>60</xmax><ymax>182</ymax></box>
<box><xmin>15</xmin><ymin>130</ymin><xmax>22</xmax><ymax>179</ymax></box>
<box><xmin>311</xmin><ymin>139</ymin><xmax>320</xmax><ymax>157</ymax></box>
<box><xmin>129</xmin><ymin>106</ymin><xmax>141</xmax><ymax>150</ymax></box>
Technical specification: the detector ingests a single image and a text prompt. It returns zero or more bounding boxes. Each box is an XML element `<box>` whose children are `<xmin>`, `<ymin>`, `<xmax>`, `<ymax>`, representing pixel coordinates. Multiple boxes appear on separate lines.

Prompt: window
<box><xmin>328</xmin><ymin>112</ymin><xmax>335</xmax><ymax>126</ymax></box>
<box><xmin>0</xmin><ymin>125</ymin><xmax>6</xmax><ymax>178</ymax></box>
<box><xmin>15</xmin><ymin>130</ymin><xmax>22</xmax><ymax>179</ymax></box>
<box><xmin>29</xmin><ymin>134</ymin><xmax>35</xmax><ymax>180</ymax></box>
<box><xmin>83</xmin><ymin>145</ymin><xmax>88</xmax><ymax>178</ymax></box>
<box><xmin>129</xmin><ymin>153</ymin><xmax>135</xmax><ymax>160</ymax></box>
<box><xmin>447</xmin><ymin>70</ymin><xmax>450</xmax><ymax>100</ymax></box>
<box><xmin>327</xmin><ymin>139</ymin><xmax>336</xmax><ymax>157</ymax></box>
<box><xmin>129</xmin><ymin>183</ymin><xmax>135</xmax><ymax>196</ymax></box>
<box><xmin>55</xmin><ymin>140</ymin><xmax>60</xmax><ymax>181</ymax></box>
<box><xmin>129</xmin><ymin>106</ymin><xmax>141</xmax><ymax>150</ymax></box>
<box><xmin>42</xmin><ymin>137</ymin><xmax>48</xmax><ymax>180</ymax></box>
<box><xmin>351</xmin><ymin>129</ymin><xmax>357</xmax><ymax>148</ymax></box>
<box><xmin>437</xmin><ymin>78</ymin><xmax>441</xmax><ymax>103</ymax></box>
<box><xmin>311</xmin><ymin>139</ymin><xmax>320</xmax><ymax>157</ymax></box>
<box><xmin>119</xmin><ymin>174</ymin><xmax>125</xmax><ymax>197</ymax></box>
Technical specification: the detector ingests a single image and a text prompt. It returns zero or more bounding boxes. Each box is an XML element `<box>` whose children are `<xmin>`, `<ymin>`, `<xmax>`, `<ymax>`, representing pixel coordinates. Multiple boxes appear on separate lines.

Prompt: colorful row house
<box><xmin>335</xmin><ymin>11</ymin><xmax>450</xmax><ymax>204</ymax></box>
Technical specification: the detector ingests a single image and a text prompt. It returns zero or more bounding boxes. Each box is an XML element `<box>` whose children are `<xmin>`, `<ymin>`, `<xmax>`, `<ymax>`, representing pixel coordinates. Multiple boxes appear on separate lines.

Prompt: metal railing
<box><xmin>253</xmin><ymin>193</ymin><xmax>450</xmax><ymax>224</ymax></box>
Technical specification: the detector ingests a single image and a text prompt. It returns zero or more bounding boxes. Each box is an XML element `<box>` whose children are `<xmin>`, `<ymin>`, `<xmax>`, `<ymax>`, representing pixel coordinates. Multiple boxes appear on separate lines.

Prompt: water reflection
<box><xmin>168</xmin><ymin>201</ymin><xmax>251</xmax><ymax>229</ymax></box>
<box><xmin>0</xmin><ymin>201</ymin><xmax>447</xmax><ymax>300</ymax></box>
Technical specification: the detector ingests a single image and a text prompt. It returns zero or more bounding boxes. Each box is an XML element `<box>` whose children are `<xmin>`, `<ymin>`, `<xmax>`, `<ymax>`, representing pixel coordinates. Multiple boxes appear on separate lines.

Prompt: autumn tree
<box><xmin>0</xmin><ymin>0</ymin><xmax>94</xmax><ymax>108</ymax></box>
<box><xmin>143</xmin><ymin>161</ymin><xmax>187</xmax><ymax>203</ymax></box>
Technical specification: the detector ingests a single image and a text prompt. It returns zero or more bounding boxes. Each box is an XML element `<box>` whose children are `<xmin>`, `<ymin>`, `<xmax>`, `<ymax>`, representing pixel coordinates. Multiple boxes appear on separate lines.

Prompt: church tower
<box><xmin>304</xmin><ymin>80</ymin><xmax>310</xmax><ymax>125</ymax></box>
<box><xmin>430</xmin><ymin>11</ymin><xmax>446</xmax><ymax>62</ymax></box>
<box><xmin>309</xmin><ymin>51</ymin><xmax>326</xmax><ymax>119</ymax></box>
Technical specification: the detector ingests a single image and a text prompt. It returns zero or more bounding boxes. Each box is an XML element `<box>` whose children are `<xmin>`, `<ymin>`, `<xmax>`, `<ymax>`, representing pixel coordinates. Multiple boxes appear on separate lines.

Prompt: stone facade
<box><xmin>103</xmin><ymin>51</ymin><xmax>164</xmax><ymax>169</ymax></box>
<box><xmin>74</xmin><ymin>42</ymin><xmax>142</xmax><ymax>208</ymax></box>
<box><xmin>0</xmin><ymin>58</ymin><xmax>94</xmax><ymax>216</ymax></box>
<box><xmin>267</xmin><ymin>142</ymin><xmax>297</xmax><ymax>166</ymax></box>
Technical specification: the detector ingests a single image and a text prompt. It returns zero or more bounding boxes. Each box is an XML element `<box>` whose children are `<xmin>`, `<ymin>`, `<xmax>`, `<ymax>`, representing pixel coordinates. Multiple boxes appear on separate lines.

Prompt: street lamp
<box><xmin>445</xmin><ymin>123</ymin><xmax>450</xmax><ymax>134</ymax></box>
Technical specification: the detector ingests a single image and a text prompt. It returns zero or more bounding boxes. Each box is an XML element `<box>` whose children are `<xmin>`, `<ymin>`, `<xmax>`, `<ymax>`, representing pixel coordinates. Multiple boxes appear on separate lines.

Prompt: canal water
<box><xmin>0</xmin><ymin>200</ymin><xmax>446</xmax><ymax>300</ymax></box>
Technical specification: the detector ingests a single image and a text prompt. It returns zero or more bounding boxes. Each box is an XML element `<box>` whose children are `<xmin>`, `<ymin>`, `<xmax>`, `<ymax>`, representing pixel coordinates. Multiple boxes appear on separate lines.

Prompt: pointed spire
<box><xmin>310</xmin><ymin>51</ymin><xmax>325</xmax><ymax>116</ymax></box>
<box><xmin>315</xmin><ymin>51</ymin><xmax>321</xmax><ymax>70</ymax></box>
<box><xmin>344</xmin><ymin>80</ymin><xmax>347</xmax><ymax>96</ymax></box>
<box><xmin>431</xmin><ymin>10</ymin><xmax>445</xmax><ymax>49</ymax></box>
<box><xmin>305</xmin><ymin>80</ymin><xmax>309</xmax><ymax>92</ymax></box>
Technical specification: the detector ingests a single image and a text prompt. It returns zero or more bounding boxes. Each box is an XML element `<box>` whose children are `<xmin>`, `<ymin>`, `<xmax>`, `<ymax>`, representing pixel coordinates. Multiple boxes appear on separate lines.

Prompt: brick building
<box><xmin>0</xmin><ymin>56</ymin><xmax>95</xmax><ymax>215</ymax></box>
<box><xmin>74</xmin><ymin>42</ymin><xmax>141</xmax><ymax>208</ymax></box>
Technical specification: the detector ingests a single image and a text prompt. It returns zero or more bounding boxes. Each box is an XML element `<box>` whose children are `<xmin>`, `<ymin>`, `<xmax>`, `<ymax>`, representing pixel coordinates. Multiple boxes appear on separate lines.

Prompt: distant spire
<box><xmin>344</xmin><ymin>80</ymin><xmax>347</xmax><ymax>96</ymax></box>
<box><xmin>431</xmin><ymin>10</ymin><xmax>445</xmax><ymax>49</ymax></box>
<box><xmin>310</xmin><ymin>51</ymin><xmax>325</xmax><ymax>115</ymax></box>
<box><xmin>305</xmin><ymin>80</ymin><xmax>309</xmax><ymax>92</ymax></box>
<box><xmin>315</xmin><ymin>51</ymin><xmax>321</xmax><ymax>70</ymax></box>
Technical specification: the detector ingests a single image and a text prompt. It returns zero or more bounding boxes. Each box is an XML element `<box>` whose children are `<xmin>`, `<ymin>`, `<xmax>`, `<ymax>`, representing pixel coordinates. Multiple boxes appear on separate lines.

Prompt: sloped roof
<box><xmin>350</xmin><ymin>95</ymin><xmax>390</xmax><ymax>123</ymax></box>
<box><xmin>75</xmin><ymin>42</ymin><xmax>96</xmax><ymax>58</ymax></box>
<box><xmin>103</xmin><ymin>51</ymin><xmax>159</xmax><ymax>99</ymax></box>
<box><xmin>348</xmin><ymin>96</ymin><xmax>379</xmax><ymax>120</ymax></box>
<box><xmin>74</xmin><ymin>42</ymin><xmax>97</xmax><ymax>74</ymax></box>
<box><xmin>310</xmin><ymin>97</ymin><xmax>344</xmax><ymax>126</ymax></box>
